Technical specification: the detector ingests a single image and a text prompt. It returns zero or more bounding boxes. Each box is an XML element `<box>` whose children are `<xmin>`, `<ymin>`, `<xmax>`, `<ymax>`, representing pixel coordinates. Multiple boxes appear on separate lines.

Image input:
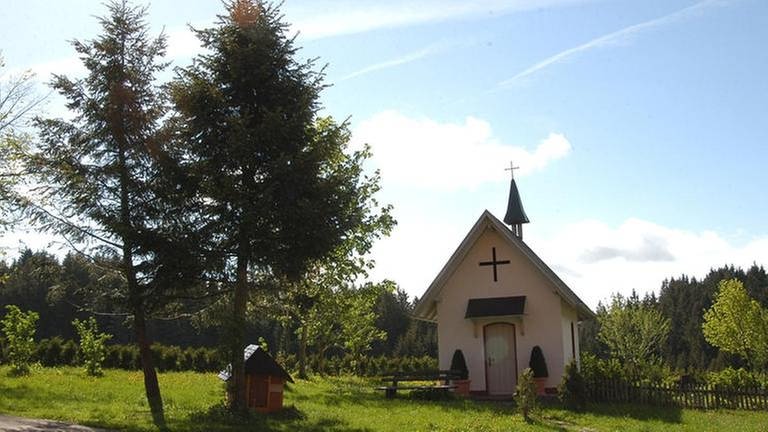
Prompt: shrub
<box><xmin>558</xmin><ymin>360</ymin><xmax>587</xmax><ymax>411</ymax></box>
<box><xmin>529</xmin><ymin>346</ymin><xmax>548</xmax><ymax>378</ymax></box>
<box><xmin>707</xmin><ymin>367</ymin><xmax>768</xmax><ymax>389</ymax></box>
<box><xmin>1</xmin><ymin>305</ymin><xmax>39</xmax><ymax>375</ymax></box>
<box><xmin>450</xmin><ymin>349</ymin><xmax>469</xmax><ymax>380</ymax></box>
<box><xmin>37</xmin><ymin>337</ymin><xmax>64</xmax><ymax>367</ymax></box>
<box><xmin>580</xmin><ymin>352</ymin><xmax>626</xmax><ymax>382</ymax></box>
<box><xmin>516</xmin><ymin>368</ymin><xmax>537</xmax><ymax>423</ymax></box>
<box><xmin>60</xmin><ymin>339</ymin><xmax>78</xmax><ymax>366</ymax></box>
<box><xmin>73</xmin><ymin>317</ymin><xmax>112</xmax><ymax>376</ymax></box>
<box><xmin>119</xmin><ymin>344</ymin><xmax>140</xmax><ymax>370</ymax></box>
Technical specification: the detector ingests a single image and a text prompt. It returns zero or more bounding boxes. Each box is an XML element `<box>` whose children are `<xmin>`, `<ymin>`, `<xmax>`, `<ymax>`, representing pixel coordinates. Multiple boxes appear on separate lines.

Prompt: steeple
<box><xmin>503</xmin><ymin>162</ymin><xmax>529</xmax><ymax>238</ymax></box>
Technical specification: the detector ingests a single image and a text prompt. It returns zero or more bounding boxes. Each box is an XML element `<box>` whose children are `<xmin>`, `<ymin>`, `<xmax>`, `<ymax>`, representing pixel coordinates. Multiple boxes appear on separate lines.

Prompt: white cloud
<box><xmin>289</xmin><ymin>0</ymin><xmax>592</xmax><ymax>41</ymax></box>
<box><xmin>165</xmin><ymin>24</ymin><xmax>210</xmax><ymax>61</ymax></box>
<box><xmin>373</xmin><ymin>213</ymin><xmax>768</xmax><ymax>311</ymax></box>
<box><xmin>498</xmin><ymin>0</ymin><xmax>725</xmax><ymax>87</ymax></box>
<box><xmin>351</xmin><ymin>110</ymin><xmax>571</xmax><ymax>190</ymax></box>
<box><xmin>530</xmin><ymin>218</ymin><xmax>768</xmax><ymax>308</ymax></box>
<box><xmin>10</xmin><ymin>57</ymin><xmax>84</xmax><ymax>83</ymax></box>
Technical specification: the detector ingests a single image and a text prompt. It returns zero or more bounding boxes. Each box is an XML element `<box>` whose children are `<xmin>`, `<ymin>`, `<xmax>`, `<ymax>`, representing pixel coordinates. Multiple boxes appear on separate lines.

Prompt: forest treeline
<box><xmin>0</xmin><ymin>249</ymin><xmax>436</xmax><ymax>358</ymax></box>
<box><xmin>3</xmin><ymin>247</ymin><xmax>767</xmax><ymax>373</ymax></box>
<box><xmin>580</xmin><ymin>263</ymin><xmax>768</xmax><ymax>372</ymax></box>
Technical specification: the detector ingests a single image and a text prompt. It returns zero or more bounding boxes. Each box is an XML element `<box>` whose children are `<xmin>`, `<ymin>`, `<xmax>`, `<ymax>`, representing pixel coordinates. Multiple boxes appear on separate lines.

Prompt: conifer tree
<box><xmin>171</xmin><ymin>0</ymin><xmax>389</xmax><ymax>410</ymax></box>
<box><xmin>24</xmin><ymin>1</ymin><xmax>198</xmax><ymax>426</ymax></box>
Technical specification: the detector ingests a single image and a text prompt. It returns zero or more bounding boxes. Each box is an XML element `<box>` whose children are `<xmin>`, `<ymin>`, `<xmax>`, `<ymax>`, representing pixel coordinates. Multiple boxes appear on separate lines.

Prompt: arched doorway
<box><xmin>484</xmin><ymin>323</ymin><xmax>517</xmax><ymax>395</ymax></box>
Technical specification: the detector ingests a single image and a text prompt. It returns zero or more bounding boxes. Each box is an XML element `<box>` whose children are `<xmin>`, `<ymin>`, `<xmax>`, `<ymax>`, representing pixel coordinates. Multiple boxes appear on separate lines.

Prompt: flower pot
<box><xmin>534</xmin><ymin>377</ymin><xmax>547</xmax><ymax>396</ymax></box>
<box><xmin>452</xmin><ymin>379</ymin><xmax>471</xmax><ymax>396</ymax></box>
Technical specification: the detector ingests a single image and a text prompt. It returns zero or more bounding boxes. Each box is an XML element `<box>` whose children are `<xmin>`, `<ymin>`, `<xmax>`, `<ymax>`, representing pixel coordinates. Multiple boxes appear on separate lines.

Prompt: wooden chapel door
<box><xmin>484</xmin><ymin>323</ymin><xmax>517</xmax><ymax>395</ymax></box>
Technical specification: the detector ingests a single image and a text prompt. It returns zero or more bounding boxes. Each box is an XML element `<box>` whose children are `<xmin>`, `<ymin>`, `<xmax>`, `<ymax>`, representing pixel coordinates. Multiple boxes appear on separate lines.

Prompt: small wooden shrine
<box><xmin>218</xmin><ymin>344</ymin><xmax>294</xmax><ymax>413</ymax></box>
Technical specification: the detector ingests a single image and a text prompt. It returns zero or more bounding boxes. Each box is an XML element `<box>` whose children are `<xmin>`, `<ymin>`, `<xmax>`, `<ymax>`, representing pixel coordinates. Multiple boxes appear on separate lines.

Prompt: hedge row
<box><xmin>581</xmin><ymin>353</ymin><xmax>768</xmax><ymax>390</ymax></box>
<box><xmin>0</xmin><ymin>337</ymin><xmax>224</xmax><ymax>372</ymax></box>
<box><xmin>1</xmin><ymin>337</ymin><xmax>438</xmax><ymax>376</ymax></box>
<box><xmin>278</xmin><ymin>353</ymin><xmax>438</xmax><ymax>376</ymax></box>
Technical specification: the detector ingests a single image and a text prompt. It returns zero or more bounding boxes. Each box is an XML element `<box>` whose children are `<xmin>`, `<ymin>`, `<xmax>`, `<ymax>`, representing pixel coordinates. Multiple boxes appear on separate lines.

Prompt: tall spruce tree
<box><xmin>170</xmin><ymin>0</ymin><xmax>388</xmax><ymax>410</ymax></box>
<box><xmin>24</xmin><ymin>1</ymin><xmax>197</xmax><ymax>426</ymax></box>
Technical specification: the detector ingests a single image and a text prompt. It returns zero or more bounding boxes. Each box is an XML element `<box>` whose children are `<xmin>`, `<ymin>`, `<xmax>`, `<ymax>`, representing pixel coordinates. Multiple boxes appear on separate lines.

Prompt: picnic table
<box><xmin>375</xmin><ymin>370</ymin><xmax>461</xmax><ymax>399</ymax></box>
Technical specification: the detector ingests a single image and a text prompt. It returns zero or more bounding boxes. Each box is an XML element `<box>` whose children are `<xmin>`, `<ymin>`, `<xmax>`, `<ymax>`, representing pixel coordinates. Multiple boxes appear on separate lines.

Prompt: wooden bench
<box><xmin>376</xmin><ymin>370</ymin><xmax>460</xmax><ymax>399</ymax></box>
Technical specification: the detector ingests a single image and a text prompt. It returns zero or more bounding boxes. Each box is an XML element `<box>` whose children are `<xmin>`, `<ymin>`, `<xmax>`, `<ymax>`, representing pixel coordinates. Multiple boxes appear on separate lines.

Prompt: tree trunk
<box><xmin>228</xmin><ymin>248</ymin><xmax>249</xmax><ymax>412</ymax></box>
<box><xmin>114</xmin><ymin>97</ymin><xmax>165</xmax><ymax>427</ymax></box>
<box><xmin>318</xmin><ymin>345</ymin><xmax>329</xmax><ymax>376</ymax></box>
<box><xmin>298</xmin><ymin>323</ymin><xmax>308</xmax><ymax>379</ymax></box>
<box><xmin>134</xmin><ymin>309</ymin><xmax>165</xmax><ymax>428</ymax></box>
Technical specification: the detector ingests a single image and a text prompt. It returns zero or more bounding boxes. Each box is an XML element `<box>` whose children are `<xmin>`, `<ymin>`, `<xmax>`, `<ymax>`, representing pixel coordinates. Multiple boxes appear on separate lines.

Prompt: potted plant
<box><xmin>450</xmin><ymin>349</ymin><xmax>471</xmax><ymax>396</ymax></box>
<box><xmin>528</xmin><ymin>345</ymin><xmax>549</xmax><ymax>395</ymax></box>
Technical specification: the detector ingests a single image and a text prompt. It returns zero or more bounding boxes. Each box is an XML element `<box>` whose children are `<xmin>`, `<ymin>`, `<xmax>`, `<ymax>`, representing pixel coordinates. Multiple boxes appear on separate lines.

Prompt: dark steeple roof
<box><xmin>503</xmin><ymin>179</ymin><xmax>529</xmax><ymax>225</ymax></box>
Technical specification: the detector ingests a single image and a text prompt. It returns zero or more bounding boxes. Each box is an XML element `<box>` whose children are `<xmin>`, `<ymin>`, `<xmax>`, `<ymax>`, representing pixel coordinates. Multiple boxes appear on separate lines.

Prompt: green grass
<box><xmin>1</xmin><ymin>366</ymin><xmax>767</xmax><ymax>431</ymax></box>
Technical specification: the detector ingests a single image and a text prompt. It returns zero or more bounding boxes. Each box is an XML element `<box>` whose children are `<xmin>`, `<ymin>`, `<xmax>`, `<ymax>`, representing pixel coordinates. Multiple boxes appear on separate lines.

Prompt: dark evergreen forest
<box><xmin>3</xmin><ymin>247</ymin><xmax>767</xmax><ymax>371</ymax></box>
<box><xmin>0</xmin><ymin>249</ymin><xmax>436</xmax><ymax>358</ymax></box>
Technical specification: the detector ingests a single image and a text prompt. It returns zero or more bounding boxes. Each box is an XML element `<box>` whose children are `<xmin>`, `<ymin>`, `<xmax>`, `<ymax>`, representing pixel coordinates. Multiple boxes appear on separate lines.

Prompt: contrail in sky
<box><xmin>340</xmin><ymin>43</ymin><xmax>448</xmax><ymax>81</ymax></box>
<box><xmin>498</xmin><ymin>0</ymin><xmax>725</xmax><ymax>87</ymax></box>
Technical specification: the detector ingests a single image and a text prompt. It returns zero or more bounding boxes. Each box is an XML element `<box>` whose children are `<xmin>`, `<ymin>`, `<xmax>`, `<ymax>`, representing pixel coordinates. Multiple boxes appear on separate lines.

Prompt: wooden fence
<box><xmin>588</xmin><ymin>378</ymin><xmax>768</xmax><ymax>410</ymax></box>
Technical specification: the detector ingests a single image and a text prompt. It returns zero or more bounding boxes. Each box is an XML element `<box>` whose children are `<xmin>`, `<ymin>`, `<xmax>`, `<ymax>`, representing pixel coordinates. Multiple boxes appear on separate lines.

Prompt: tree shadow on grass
<box><xmin>179</xmin><ymin>403</ymin><xmax>373</xmax><ymax>432</ymax></box>
<box><xmin>581</xmin><ymin>402</ymin><xmax>683</xmax><ymax>423</ymax></box>
<box><xmin>0</xmin><ymin>382</ymin><xmax>114</xmax><ymax>414</ymax></box>
<box><xmin>292</xmin><ymin>377</ymin><xmax>685</xmax><ymax>429</ymax></box>
<box><xmin>0</xmin><ymin>381</ymin><xmax>156</xmax><ymax>431</ymax></box>
<box><xmin>537</xmin><ymin>400</ymin><xmax>683</xmax><ymax>426</ymax></box>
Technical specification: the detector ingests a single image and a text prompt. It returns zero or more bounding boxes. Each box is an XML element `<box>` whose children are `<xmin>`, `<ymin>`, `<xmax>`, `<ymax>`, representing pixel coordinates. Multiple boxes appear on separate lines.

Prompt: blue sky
<box><xmin>1</xmin><ymin>0</ymin><xmax>767</xmax><ymax>307</ymax></box>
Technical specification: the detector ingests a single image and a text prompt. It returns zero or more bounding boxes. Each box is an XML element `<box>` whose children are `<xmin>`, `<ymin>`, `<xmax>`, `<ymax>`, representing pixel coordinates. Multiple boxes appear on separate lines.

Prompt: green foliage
<box><xmin>171</xmin><ymin>0</ymin><xmax>393</xmax><ymax>408</ymax></box>
<box><xmin>1</xmin><ymin>305</ymin><xmax>39</xmax><ymax>375</ymax></box>
<box><xmin>529</xmin><ymin>345</ymin><xmax>549</xmax><ymax>378</ymax></box>
<box><xmin>289</xmin><ymin>280</ymin><xmax>391</xmax><ymax>376</ymax></box>
<box><xmin>598</xmin><ymin>292</ymin><xmax>671</xmax><ymax>370</ymax></box>
<box><xmin>449</xmin><ymin>349</ymin><xmax>469</xmax><ymax>380</ymax></box>
<box><xmin>580</xmin><ymin>352</ymin><xmax>627</xmax><ymax>382</ymax></box>
<box><xmin>658</xmin><ymin>265</ymin><xmax>768</xmax><ymax>371</ymax></box>
<box><xmin>558</xmin><ymin>360</ymin><xmax>587</xmax><ymax>411</ymax></box>
<box><xmin>702</xmin><ymin>279</ymin><xmax>768</xmax><ymax>369</ymax></box>
<box><xmin>706</xmin><ymin>367</ymin><xmax>768</xmax><ymax>390</ymax></box>
<box><xmin>0</xmin><ymin>52</ymin><xmax>41</xmax><ymax>224</ymax></box>
<box><xmin>516</xmin><ymin>368</ymin><xmax>538</xmax><ymax>423</ymax></box>
<box><xmin>340</xmin><ymin>283</ymin><xmax>390</xmax><ymax>360</ymax></box>
<box><xmin>73</xmin><ymin>317</ymin><xmax>112</xmax><ymax>376</ymax></box>
<box><xmin>26</xmin><ymin>1</ymin><xmax>203</xmax><ymax>421</ymax></box>
<box><xmin>279</xmin><ymin>353</ymin><xmax>436</xmax><ymax>377</ymax></box>
<box><xmin>580</xmin><ymin>351</ymin><xmax>679</xmax><ymax>386</ymax></box>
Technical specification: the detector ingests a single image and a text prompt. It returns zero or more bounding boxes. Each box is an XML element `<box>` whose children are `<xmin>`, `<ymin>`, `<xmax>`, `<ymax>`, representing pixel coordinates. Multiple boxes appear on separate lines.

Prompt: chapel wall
<box><xmin>436</xmin><ymin>226</ymin><xmax>566</xmax><ymax>391</ymax></box>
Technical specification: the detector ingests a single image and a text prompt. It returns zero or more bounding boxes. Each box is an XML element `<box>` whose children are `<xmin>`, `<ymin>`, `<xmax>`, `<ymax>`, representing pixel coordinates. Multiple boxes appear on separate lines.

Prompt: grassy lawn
<box><xmin>1</xmin><ymin>367</ymin><xmax>767</xmax><ymax>431</ymax></box>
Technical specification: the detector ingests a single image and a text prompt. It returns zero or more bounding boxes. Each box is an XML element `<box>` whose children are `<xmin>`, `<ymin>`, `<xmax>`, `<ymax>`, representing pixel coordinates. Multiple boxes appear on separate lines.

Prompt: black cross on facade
<box><xmin>478</xmin><ymin>247</ymin><xmax>510</xmax><ymax>282</ymax></box>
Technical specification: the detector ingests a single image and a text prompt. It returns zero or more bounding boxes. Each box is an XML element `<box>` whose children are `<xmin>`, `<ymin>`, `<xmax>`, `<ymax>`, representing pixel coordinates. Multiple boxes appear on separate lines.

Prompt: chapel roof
<box><xmin>412</xmin><ymin>210</ymin><xmax>594</xmax><ymax>322</ymax></box>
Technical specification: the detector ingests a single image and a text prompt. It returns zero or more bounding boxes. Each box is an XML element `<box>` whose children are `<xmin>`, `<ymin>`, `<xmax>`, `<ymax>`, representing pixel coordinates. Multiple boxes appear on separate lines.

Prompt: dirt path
<box><xmin>0</xmin><ymin>415</ymin><xmax>113</xmax><ymax>432</ymax></box>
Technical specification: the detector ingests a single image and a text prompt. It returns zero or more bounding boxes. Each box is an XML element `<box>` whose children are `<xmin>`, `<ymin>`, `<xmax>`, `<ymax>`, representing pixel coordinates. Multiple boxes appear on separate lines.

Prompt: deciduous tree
<box><xmin>0</xmin><ymin>305</ymin><xmax>39</xmax><ymax>375</ymax></box>
<box><xmin>598</xmin><ymin>293</ymin><xmax>670</xmax><ymax>370</ymax></box>
<box><xmin>702</xmin><ymin>278</ymin><xmax>768</xmax><ymax>369</ymax></box>
<box><xmin>0</xmin><ymin>52</ymin><xmax>44</xmax><ymax>225</ymax></box>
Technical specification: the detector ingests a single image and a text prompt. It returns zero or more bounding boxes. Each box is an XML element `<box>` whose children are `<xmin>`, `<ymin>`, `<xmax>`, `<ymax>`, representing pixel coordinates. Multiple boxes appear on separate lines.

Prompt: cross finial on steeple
<box><xmin>503</xmin><ymin>161</ymin><xmax>529</xmax><ymax>238</ymax></box>
<box><xmin>505</xmin><ymin>161</ymin><xmax>519</xmax><ymax>179</ymax></box>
